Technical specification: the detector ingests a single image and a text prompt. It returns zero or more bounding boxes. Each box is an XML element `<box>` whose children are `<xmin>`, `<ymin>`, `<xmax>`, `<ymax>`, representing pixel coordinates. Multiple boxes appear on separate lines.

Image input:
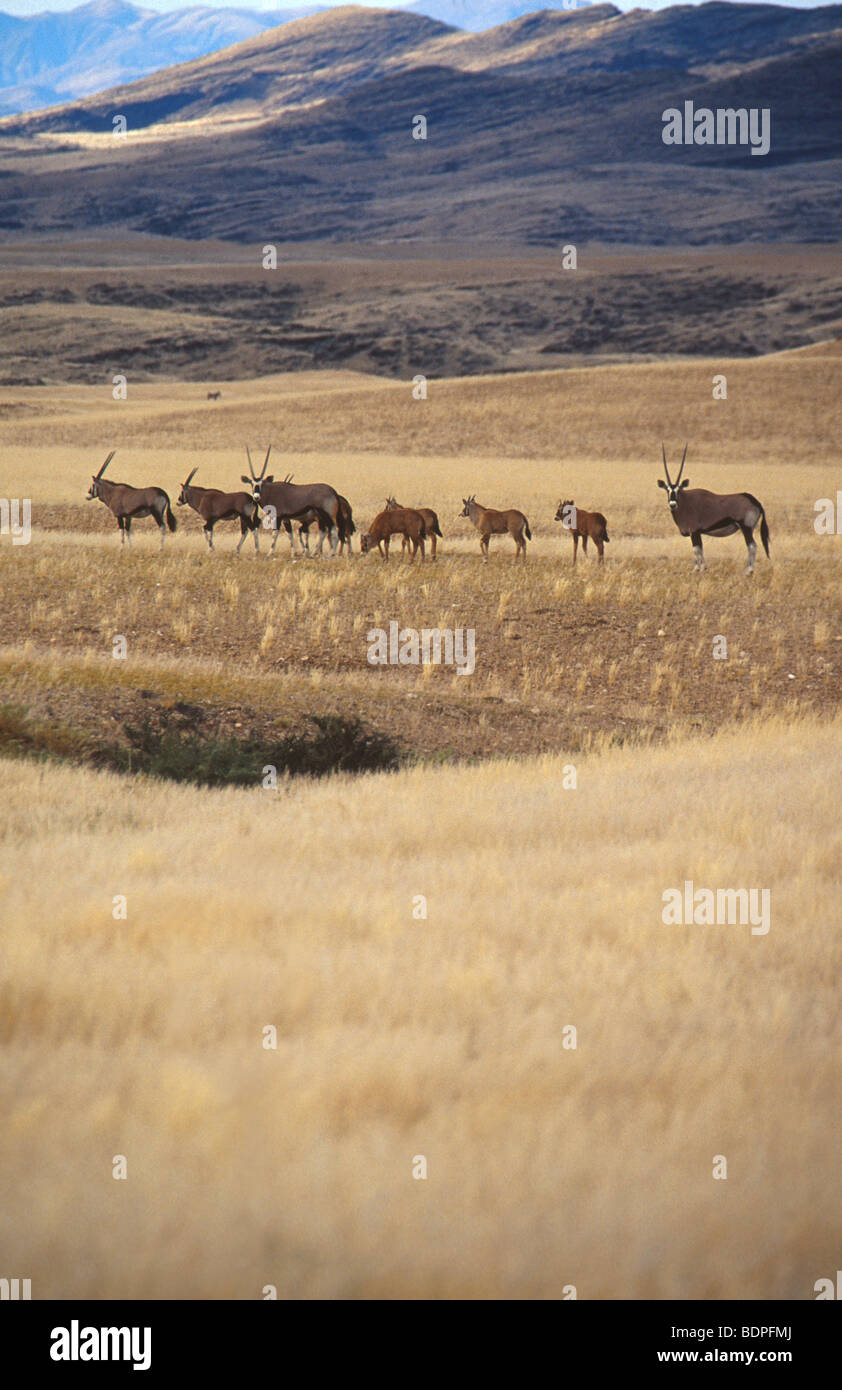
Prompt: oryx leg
<box><xmin>328</xmin><ymin>523</ymin><xmax>339</xmax><ymax>556</ymax></box>
<box><xmin>205</xmin><ymin>524</ymin><xmax>214</xmax><ymax>551</ymax></box>
<box><xmin>236</xmin><ymin>517</ymin><xmax>248</xmax><ymax>553</ymax></box>
<box><xmin>582</xmin><ymin>534</ymin><xmax>588</xmax><ymax>556</ymax></box>
<box><xmin>430</xmin><ymin>534</ymin><xmax>436</xmax><ymax>559</ymax></box>
<box><xmin>481</xmin><ymin>533</ymin><xmax>490</xmax><ymax>563</ymax></box>
<box><xmin>383</xmin><ymin>536</ymin><xmax>391</xmax><ymax>561</ymax></box>
<box><xmin>125</xmin><ymin>517</ymin><xmax>132</xmax><ymax>549</ymax></box>
<box><xmin>596</xmin><ymin>537</ymin><xmax>604</xmax><ymax>564</ymax></box>
<box><xmin>252</xmin><ymin>520</ymin><xmax>260</xmax><ymax>553</ymax></box>
<box><xmin>691</xmin><ymin>530</ymin><xmax>705</xmax><ymax>571</ymax></box>
<box><xmin>572</xmin><ymin>533</ymin><xmax>578</xmax><ymax>564</ymax></box>
<box><xmin>741</xmin><ymin>523</ymin><xmax>756</xmax><ymax>574</ymax></box>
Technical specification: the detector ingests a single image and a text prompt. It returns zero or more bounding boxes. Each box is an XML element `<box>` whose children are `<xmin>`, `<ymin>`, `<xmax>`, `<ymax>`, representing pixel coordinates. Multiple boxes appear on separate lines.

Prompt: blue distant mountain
<box><xmin>0</xmin><ymin>0</ymin><xmax>325</xmax><ymax>113</ymax></box>
<box><xmin>0</xmin><ymin>0</ymin><xmax>604</xmax><ymax>114</ymax></box>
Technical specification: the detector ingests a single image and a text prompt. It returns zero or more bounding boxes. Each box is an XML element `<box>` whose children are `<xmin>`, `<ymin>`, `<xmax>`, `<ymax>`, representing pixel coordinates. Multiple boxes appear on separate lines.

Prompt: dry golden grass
<box><xmin>2</xmin><ymin>356</ymin><xmax>839</xmax><ymax>1299</ymax></box>
<box><xmin>1</xmin><ymin>355</ymin><xmax>838</xmax><ymax>475</ymax></box>
<box><xmin>1</xmin><ymin>713</ymin><xmax>840</xmax><ymax>1298</ymax></box>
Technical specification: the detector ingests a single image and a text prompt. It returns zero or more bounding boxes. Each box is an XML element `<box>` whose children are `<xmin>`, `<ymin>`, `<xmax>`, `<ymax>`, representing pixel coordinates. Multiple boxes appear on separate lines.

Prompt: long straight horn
<box><xmin>97</xmin><ymin>450</ymin><xmax>116</xmax><ymax>479</ymax></box>
<box><xmin>259</xmin><ymin>444</ymin><xmax>272</xmax><ymax>480</ymax></box>
<box><xmin>184</xmin><ymin>467</ymin><xmax>198</xmax><ymax>486</ymax></box>
<box><xmin>661</xmin><ymin>442</ymin><xmax>671</xmax><ymax>486</ymax></box>
<box><xmin>675</xmin><ymin>443</ymin><xmax>688</xmax><ymax>485</ymax></box>
<box><xmin>245</xmin><ymin>445</ymin><xmax>256</xmax><ymax>479</ymax></box>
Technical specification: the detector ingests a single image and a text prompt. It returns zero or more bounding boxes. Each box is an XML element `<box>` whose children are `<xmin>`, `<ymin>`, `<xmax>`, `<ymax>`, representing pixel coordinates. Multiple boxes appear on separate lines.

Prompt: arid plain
<box><xmin>1</xmin><ymin>303</ymin><xmax>841</xmax><ymax>1296</ymax></box>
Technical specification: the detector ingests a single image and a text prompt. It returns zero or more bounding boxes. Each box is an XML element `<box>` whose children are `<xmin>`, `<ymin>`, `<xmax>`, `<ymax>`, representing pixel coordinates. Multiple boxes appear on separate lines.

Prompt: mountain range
<box><xmin>0</xmin><ymin>3</ymin><xmax>840</xmax><ymax>245</ymax></box>
<box><xmin>0</xmin><ymin>0</ymin><xmax>594</xmax><ymax>115</ymax></box>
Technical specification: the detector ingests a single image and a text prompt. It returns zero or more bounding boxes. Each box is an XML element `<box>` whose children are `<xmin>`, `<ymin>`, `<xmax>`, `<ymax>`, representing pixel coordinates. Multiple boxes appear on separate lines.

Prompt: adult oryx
<box><xmin>177</xmin><ymin>468</ymin><xmax>260</xmax><ymax>552</ymax></box>
<box><xmin>87</xmin><ymin>451</ymin><xmax>177</xmax><ymax>548</ymax></box>
<box><xmin>658</xmin><ymin>445</ymin><xmax>770</xmax><ymax>574</ymax></box>
<box><xmin>278</xmin><ymin>475</ymin><xmax>356</xmax><ymax>556</ymax></box>
<box><xmin>242</xmin><ymin>448</ymin><xmax>345</xmax><ymax>557</ymax></box>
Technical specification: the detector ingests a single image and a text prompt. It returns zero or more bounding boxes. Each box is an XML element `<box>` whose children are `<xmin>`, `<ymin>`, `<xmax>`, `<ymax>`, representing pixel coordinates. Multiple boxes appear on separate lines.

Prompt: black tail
<box><xmin>604</xmin><ymin>533</ymin><xmax>610</xmax><ymax>543</ymax></box>
<box><xmin>164</xmin><ymin>498</ymin><xmax>177</xmax><ymax>532</ymax></box>
<box><xmin>432</xmin><ymin>520</ymin><xmax>443</xmax><ymax>537</ymax></box>
<box><xmin>743</xmin><ymin>494</ymin><xmax>770</xmax><ymax>557</ymax></box>
<box><xmin>524</xmin><ymin>518</ymin><xmax>532</xmax><ymax>540</ymax></box>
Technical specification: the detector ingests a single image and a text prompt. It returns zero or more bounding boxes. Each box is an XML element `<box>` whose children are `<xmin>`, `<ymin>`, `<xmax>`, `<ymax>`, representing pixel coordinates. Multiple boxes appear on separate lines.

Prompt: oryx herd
<box><xmin>86</xmin><ymin>443</ymin><xmax>771</xmax><ymax>572</ymax></box>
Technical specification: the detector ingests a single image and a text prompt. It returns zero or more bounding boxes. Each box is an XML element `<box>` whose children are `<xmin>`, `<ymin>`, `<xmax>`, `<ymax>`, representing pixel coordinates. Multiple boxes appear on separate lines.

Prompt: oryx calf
<box><xmin>554</xmin><ymin>499</ymin><xmax>610</xmax><ymax>563</ymax></box>
<box><xmin>386</xmin><ymin>497</ymin><xmax>442</xmax><ymax>557</ymax></box>
<box><xmin>177</xmin><ymin>468</ymin><xmax>260</xmax><ymax>552</ymax></box>
<box><xmin>658</xmin><ymin>444</ymin><xmax>770</xmax><ymax>573</ymax></box>
<box><xmin>86</xmin><ymin>451</ymin><xmax>176</xmax><ymax>548</ymax></box>
<box><xmin>460</xmin><ymin>496</ymin><xmax>531</xmax><ymax>561</ymax></box>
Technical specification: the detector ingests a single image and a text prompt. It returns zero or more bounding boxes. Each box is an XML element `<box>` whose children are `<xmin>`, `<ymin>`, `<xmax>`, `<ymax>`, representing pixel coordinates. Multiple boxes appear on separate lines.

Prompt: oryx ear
<box><xmin>680</xmin><ymin>478</ymin><xmax>690</xmax><ymax>489</ymax></box>
<box><xmin>241</xmin><ymin>475</ymin><xmax>251</xmax><ymax>486</ymax></box>
<box><xmin>263</xmin><ymin>475</ymin><xmax>274</xmax><ymax>485</ymax></box>
<box><xmin>657</xmin><ymin>479</ymin><xmax>667</xmax><ymax>490</ymax></box>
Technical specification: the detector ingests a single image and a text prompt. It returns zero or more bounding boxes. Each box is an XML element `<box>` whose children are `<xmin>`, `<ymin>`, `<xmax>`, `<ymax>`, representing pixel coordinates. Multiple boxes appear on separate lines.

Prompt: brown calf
<box><xmin>385</xmin><ymin>497</ymin><xmax>443</xmax><ymax>558</ymax></box>
<box><xmin>461</xmin><ymin>495</ymin><xmax>531</xmax><ymax>561</ymax></box>
<box><xmin>360</xmin><ymin>507</ymin><xmax>426</xmax><ymax>561</ymax></box>
<box><xmin>554</xmin><ymin>499</ymin><xmax>610</xmax><ymax>563</ymax></box>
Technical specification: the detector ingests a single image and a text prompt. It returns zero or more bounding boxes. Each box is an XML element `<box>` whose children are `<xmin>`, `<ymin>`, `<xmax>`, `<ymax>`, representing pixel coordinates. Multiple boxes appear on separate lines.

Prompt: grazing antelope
<box><xmin>177</xmin><ymin>467</ymin><xmax>260</xmax><ymax>552</ymax></box>
<box><xmin>243</xmin><ymin>448</ymin><xmax>345</xmax><ymax>557</ymax></box>
<box><xmin>658</xmin><ymin>444</ymin><xmax>770</xmax><ymax>573</ymax></box>
<box><xmin>207</xmin><ymin>390</ymin><xmax>221</xmax><ymax>400</ymax></box>
<box><xmin>86</xmin><ymin>451</ymin><xmax>177</xmax><ymax>548</ymax></box>
<box><xmin>460</xmin><ymin>496</ymin><xmax>531</xmax><ymax>561</ymax></box>
<box><xmin>554</xmin><ymin>499</ymin><xmax>610</xmax><ymax>563</ymax></box>
<box><xmin>386</xmin><ymin>497</ymin><xmax>442</xmax><ymax>558</ymax></box>
<box><xmin>360</xmin><ymin>507</ymin><xmax>426</xmax><ymax>561</ymax></box>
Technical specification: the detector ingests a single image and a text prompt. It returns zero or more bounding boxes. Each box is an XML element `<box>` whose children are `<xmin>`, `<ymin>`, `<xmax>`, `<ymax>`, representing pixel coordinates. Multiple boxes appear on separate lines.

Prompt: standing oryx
<box><xmin>177</xmin><ymin>468</ymin><xmax>260</xmax><ymax>552</ymax></box>
<box><xmin>658</xmin><ymin>444</ymin><xmax>770</xmax><ymax>573</ymax></box>
<box><xmin>279</xmin><ymin>476</ymin><xmax>356</xmax><ymax>555</ymax></box>
<box><xmin>554</xmin><ymin>499</ymin><xmax>610</xmax><ymax>564</ymax></box>
<box><xmin>87</xmin><ymin>451</ymin><xmax>177</xmax><ymax>548</ymax></box>
<box><xmin>460</xmin><ymin>496</ymin><xmax>531</xmax><ymax>561</ymax></box>
<box><xmin>243</xmin><ymin>447</ymin><xmax>345</xmax><ymax>557</ymax></box>
<box><xmin>386</xmin><ymin>497</ymin><xmax>442</xmax><ymax>558</ymax></box>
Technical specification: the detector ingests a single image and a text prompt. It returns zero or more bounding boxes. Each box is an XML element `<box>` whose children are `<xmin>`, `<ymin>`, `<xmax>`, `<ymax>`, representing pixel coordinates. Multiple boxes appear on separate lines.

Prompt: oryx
<box><xmin>242</xmin><ymin>447</ymin><xmax>345</xmax><ymax>557</ymax></box>
<box><xmin>86</xmin><ymin>451</ymin><xmax>176</xmax><ymax>548</ymax></box>
<box><xmin>177</xmin><ymin>468</ymin><xmax>260</xmax><ymax>552</ymax></box>
<box><xmin>278</xmin><ymin>475</ymin><xmax>356</xmax><ymax>555</ymax></box>
<box><xmin>658</xmin><ymin>444</ymin><xmax>770</xmax><ymax>573</ymax></box>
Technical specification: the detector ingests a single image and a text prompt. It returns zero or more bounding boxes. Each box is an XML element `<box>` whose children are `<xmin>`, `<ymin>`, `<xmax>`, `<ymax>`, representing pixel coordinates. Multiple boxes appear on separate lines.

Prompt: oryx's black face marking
<box><xmin>658</xmin><ymin>478</ymin><xmax>690</xmax><ymax>510</ymax></box>
<box><xmin>87</xmin><ymin>478</ymin><xmax>99</xmax><ymax>500</ymax></box>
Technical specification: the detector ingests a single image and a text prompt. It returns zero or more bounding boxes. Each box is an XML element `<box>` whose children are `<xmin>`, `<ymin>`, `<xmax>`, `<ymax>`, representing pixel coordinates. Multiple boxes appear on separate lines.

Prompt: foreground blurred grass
<box><xmin>1</xmin><ymin>713</ymin><xmax>840</xmax><ymax>1298</ymax></box>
